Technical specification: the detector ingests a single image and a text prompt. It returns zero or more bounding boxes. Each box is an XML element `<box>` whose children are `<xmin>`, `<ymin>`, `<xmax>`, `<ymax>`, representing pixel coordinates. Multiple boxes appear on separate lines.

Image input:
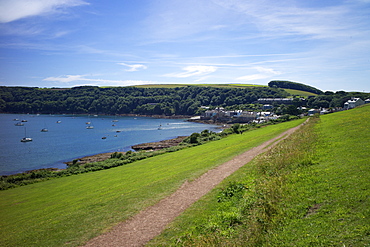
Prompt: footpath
<box><xmin>83</xmin><ymin>122</ymin><xmax>305</xmax><ymax>247</ymax></box>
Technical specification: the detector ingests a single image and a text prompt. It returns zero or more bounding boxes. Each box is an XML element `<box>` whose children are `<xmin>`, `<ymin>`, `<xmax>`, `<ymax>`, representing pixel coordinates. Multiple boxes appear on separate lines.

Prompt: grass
<box><xmin>284</xmin><ymin>88</ymin><xmax>318</xmax><ymax>96</ymax></box>
<box><xmin>148</xmin><ymin>104</ymin><xmax>370</xmax><ymax>246</ymax></box>
<box><xmin>0</xmin><ymin>119</ymin><xmax>304</xmax><ymax>247</ymax></box>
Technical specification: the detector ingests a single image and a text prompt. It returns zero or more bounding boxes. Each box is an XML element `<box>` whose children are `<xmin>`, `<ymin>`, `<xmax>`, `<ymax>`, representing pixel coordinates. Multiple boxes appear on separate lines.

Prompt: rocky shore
<box><xmin>131</xmin><ymin>136</ymin><xmax>187</xmax><ymax>151</ymax></box>
<box><xmin>64</xmin><ymin>136</ymin><xmax>188</xmax><ymax>166</ymax></box>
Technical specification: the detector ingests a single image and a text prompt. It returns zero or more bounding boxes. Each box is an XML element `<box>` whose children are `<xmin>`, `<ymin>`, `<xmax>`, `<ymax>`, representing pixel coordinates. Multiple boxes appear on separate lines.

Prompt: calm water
<box><xmin>0</xmin><ymin>114</ymin><xmax>218</xmax><ymax>175</ymax></box>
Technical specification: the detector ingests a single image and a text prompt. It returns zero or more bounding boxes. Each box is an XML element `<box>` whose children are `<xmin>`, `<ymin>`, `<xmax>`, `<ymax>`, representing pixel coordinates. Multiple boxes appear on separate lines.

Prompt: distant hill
<box><xmin>0</xmin><ymin>85</ymin><xmax>287</xmax><ymax>115</ymax></box>
<box><xmin>268</xmin><ymin>80</ymin><xmax>323</xmax><ymax>95</ymax></box>
<box><xmin>134</xmin><ymin>83</ymin><xmax>267</xmax><ymax>89</ymax></box>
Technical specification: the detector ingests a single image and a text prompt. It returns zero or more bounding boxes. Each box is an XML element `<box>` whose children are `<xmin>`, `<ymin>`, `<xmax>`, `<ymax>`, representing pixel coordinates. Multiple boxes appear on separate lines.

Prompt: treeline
<box><xmin>269</xmin><ymin>80</ymin><xmax>323</xmax><ymax>95</ymax></box>
<box><xmin>306</xmin><ymin>91</ymin><xmax>369</xmax><ymax>108</ymax></box>
<box><xmin>0</xmin><ymin>86</ymin><xmax>288</xmax><ymax>115</ymax></box>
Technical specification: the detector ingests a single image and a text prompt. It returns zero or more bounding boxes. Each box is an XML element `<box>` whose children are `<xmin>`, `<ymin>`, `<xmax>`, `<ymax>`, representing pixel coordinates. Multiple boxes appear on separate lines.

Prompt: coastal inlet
<box><xmin>0</xmin><ymin>114</ymin><xmax>219</xmax><ymax>176</ymax></box>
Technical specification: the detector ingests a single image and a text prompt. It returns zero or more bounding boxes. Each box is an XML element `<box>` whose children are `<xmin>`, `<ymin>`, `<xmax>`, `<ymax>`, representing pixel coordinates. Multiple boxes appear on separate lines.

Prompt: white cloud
<box><xmin>236</xmin><ymin>66</ymin><xmax>282</xmax><ymax>81</ymax></box>
<box><xmin>236</xmin><ymin>74</ymin><xmax>271</xmax><ymax>81</ymax></box>
<box><xmin>118</xmin><ymin>63</ymin><xmax>148</xmax><ymax>72</ymax></box>
<box><xmin>42</xmin><ymin>74</ymin><xmax>157</xmax><ymax>87</ymax></box>
<box><xmin>0</xmin><ymin>0</ymin><xmax>89</xmax><ymax>23</ymax></box>
<box><xmin>165</xmin><ymin>65</ymin><xmax>217</xmax><ymax>78</ymax></box>
<box><xmin>214</xmin><ymin>0</ymin><xmax>364</xmax><ymax>40</ymax></box>
<box><xmin>43</xmin><ymin>74</ymin><xmax>86</xmax><ymax>83</ymax></box>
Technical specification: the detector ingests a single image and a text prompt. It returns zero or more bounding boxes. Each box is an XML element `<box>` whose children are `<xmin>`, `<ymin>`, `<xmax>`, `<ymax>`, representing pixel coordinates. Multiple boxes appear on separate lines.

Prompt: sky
<box><xmin>0</xmin><ymin>0</ymin><xmax>369</xmax><ymax>92</ymax></box>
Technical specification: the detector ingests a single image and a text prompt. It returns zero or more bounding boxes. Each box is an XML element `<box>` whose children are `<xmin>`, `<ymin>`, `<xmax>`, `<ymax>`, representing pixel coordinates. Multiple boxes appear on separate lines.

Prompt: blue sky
<box><xmin>0</xmin><ymin>0</ymin><xmax>369</xmax><ymax>92</ymax></box>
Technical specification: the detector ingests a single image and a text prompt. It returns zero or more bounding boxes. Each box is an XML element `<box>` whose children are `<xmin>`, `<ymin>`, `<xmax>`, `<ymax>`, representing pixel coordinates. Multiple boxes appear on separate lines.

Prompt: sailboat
<box><xmin>21</xmin><ymin>127</ymin><xmax>32</xmax><ymax>142</ymax></box>
<box><xmin>41</xmin><ymin>121</ymin><xmax>48</xmax><ymax>132</ymax></box>
<box><xmin>86</xmin><ymin>120</ymin><xmax>94</xmax><ymax>129</ymax></box>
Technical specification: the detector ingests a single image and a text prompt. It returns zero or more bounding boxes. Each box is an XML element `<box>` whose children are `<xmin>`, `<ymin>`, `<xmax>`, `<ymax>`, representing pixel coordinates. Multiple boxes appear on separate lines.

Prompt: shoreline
<box><xmin>64</xmin><ymin>136</ymin><xmax>189</xmax><ymax>166</ymax></box>
<box><xmin>3</xmin><ymin>135</ymin><xmax>192</xmax><ymax>177</ymax></box>
<box><xmin>2</xmin><ymin>114</ymin><xmax>224</xmax><ymax>177</ymax></box>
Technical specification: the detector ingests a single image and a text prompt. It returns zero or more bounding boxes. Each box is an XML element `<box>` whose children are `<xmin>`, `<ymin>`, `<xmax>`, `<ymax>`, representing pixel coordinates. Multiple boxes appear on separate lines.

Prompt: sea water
<box><xmin>0</xmin><ymin>114</ymin><xmax>219</xmax><ymax>175</ymax></box>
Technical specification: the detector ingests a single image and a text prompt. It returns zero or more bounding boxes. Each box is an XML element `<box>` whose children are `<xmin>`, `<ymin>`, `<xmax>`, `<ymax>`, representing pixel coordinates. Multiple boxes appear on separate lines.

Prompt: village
<box><xmin>198</xmin><ymin>97</ymin><xmax>370</xmax><ymax>124</ymax></box>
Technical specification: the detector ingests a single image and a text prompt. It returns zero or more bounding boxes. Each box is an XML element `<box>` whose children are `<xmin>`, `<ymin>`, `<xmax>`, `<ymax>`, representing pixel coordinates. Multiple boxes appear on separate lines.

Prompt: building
<box><xmin>200</xmin><ymin>109</ymin><xmax>257</xmax><ymax>123</ymax></box>
<box><xmin>257</xmin><ymin>98</ymin><xmax>294</xmax><ymax>105</ymax></box>
<box><xmin>344</xmin><ymin>97</ymin><xmax>364</xmax><ymax>109</ymax></box>
<box><xmin>308</xmin><ymin>109</ymin><xmax>320</xmax><ymax>116</ymax></box>
<box><xmin>263</xmin><ymin>104</ymin><xmax>273</xmax><ymax>110</ymax></box>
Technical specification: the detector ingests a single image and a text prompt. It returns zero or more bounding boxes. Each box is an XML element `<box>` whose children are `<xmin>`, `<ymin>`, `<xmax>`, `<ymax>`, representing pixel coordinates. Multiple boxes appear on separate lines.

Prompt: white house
<box><xmin>344</xmin><ymin>97</ymin><xmax>364</xmax><ymax>109</ymax></box>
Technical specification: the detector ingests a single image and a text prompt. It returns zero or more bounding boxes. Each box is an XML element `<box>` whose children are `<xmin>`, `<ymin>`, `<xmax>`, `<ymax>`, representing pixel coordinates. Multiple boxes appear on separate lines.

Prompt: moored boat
<box><xmin>21</xmin><ymin>128</ymin><xmax>32</xmax><ymax>142</ymax></box>
<box><xmin>21</xmin><ymin>137</ymin><xmax>32</xmax><ymax>142</ymax></box>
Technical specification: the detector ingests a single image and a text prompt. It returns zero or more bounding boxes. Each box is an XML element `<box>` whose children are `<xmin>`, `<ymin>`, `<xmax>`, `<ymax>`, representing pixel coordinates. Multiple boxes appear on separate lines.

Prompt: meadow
<box><xmin>0</xmin><ymin>119</ymin><xmax>304</xmax><ymax>246</ymax></box>
<box><xmin>283</xmin><ymin>88</ymin><xmax>318</xmax><ymax>96</ymax></box>
<box><xmin>149</xmin><ymin>104</ymin><xmax>370</xmax><ymax>246</ymax></box>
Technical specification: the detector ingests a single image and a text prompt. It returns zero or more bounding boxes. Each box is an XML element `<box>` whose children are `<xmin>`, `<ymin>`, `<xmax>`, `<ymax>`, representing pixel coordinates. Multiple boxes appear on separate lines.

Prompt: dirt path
<box><xmin>83</xmin><ymin>123</ymin><xmax>304</xmax><ymax>247</ymax></box>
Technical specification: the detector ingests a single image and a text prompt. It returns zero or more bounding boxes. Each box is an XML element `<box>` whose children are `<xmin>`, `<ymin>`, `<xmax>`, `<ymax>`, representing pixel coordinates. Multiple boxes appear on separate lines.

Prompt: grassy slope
<box><xmin>272</xmin><ymin>104</ymin><xmax>370</xmax><ymax>246</ymax></box>
<box><xmin>0</xmin><ymin>119</ymin><xmax>304</xmax><ymax>247</ymax></box>
<box><xmin>283</xmin><ymin>88</ymin><xmax>318</xmax><ymax>96</ymax></box>
<box><xmin>149</xmin><ymin>104</ymin><xmax>370</xmax><ymax>246</ymax></box>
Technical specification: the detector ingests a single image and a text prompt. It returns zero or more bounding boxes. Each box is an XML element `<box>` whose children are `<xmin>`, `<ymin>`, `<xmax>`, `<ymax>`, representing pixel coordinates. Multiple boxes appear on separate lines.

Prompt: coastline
<box><xmin>64</xmin><ymin>136</ymin><xmax>189</xmax><ymax>166</ymax></box>
<box><xmin>2</xmin><ymin>114</ymin><xmax>222</xmax><ymax>177</ymax></box>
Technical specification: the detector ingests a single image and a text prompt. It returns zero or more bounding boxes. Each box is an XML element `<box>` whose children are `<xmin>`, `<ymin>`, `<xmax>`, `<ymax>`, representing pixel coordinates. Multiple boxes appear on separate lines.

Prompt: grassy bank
<box><xmin>148</xmin><ymin>105</ymin><xmax>370</xmax><ymax>246</ymax></box>
<box><xmin>0</xmin><ymin>119</ymin><xmax>304</xmax><ymax>247</ymax></box>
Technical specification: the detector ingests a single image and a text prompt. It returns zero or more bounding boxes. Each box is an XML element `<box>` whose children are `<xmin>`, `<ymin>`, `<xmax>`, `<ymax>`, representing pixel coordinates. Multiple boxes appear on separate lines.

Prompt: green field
<box><xmin>0</xmin><ymin>120</ymin><xmax>304</xmax><ymax>246</ymax></box>
<box><xmin>149</xmin><ymin>105</ymin><xmax>370</xmax><ymax>246</ymax></box>
<box><xmin>283</xmin><ymin>88</ymin><xmax>318</xmax><ymax>96</ymax></box>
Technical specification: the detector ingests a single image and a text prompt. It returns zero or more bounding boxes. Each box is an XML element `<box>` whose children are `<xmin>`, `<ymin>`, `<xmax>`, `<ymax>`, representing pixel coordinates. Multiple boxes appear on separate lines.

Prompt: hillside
<box><xmin>149</xmin><ymin>104</ymin><xmax>370</xmax><ymax>246</ymax></box>
<box><xmin>1</xmin><ymin>85</ymin><xmax>369</xmax><ymax>116</ymax></box>
<box><xmin>268</xmin><ymin>80</ymin><xmax>324</xmax><ymax>95</ymax></box>
<box><xmin>134</xmin><ymin>83</ymin><xmax>267</xmax><ymax>88</ymax></box>
<box><xmin>0</xmin><ymin>120</ymin><xmax>304</xmax><ymax>247</ymax></box>
<box><xmin>283</xmin><ymin>88</ymin><xmax>318</xmax><ymax>96</ymax></box>
<box><xmin>0</xmin><ymin>85</ymin><xmax>287</xmax><ymax>115</ymax></box>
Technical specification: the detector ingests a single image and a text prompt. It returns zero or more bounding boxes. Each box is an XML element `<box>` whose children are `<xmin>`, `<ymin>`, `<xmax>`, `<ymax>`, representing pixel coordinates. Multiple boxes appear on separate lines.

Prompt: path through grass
<box><xmin>149</xmin><ymin>105</ymin><xmax>370</xmax><ymax>246</ymax></box>
<box><xmin>0</xmin><ymin>119</ymin><xmax>304</xmax><ymax>247</ymax></box>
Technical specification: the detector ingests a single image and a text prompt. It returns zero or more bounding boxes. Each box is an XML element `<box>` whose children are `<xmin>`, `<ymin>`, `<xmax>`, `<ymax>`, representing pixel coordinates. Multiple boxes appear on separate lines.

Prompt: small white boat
<box><xmin>112</xmin><ymin>120</ymin><xmax>118</xmax><ymax>122</ymax></box>
<box><xmin>21</xmin><ymin>137</ymin><xmax>32</xmax><ymax>142</ymax></box>
<box><xmin>21</xmin><ymin>119</ymin><xmax>28</xmax><ymax>122</ymax></box>
<box><xmin>15</xmin><ymin>122</ymin><xmax>24</xmax><ymax>126</ymax></box>
<box><xmin>86</xmin><ymin>126</ymin><xmax>94</xmax><ymax>129</ymax></box>
<box><xmin>21</xmin><ymin>128</ymin><xmax>32</xmax><ymax>142</ymax></box>
<box><xmin>56</xmin><ymin>120</ymin><xmax>61</xmax><ymax>123</ymax></box>
<box><xmin>41</xmin><ymin>128</ymin><xmax>48</xmax><ymax>132</ymax></box>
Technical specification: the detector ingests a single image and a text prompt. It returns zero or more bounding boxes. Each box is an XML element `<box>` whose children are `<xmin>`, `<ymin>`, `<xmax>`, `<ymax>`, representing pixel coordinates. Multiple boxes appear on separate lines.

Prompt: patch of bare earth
<box><xmin>83</xmin><ymin>123</ymin><xmax>304</xmax><ymax>247</ymax></box>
